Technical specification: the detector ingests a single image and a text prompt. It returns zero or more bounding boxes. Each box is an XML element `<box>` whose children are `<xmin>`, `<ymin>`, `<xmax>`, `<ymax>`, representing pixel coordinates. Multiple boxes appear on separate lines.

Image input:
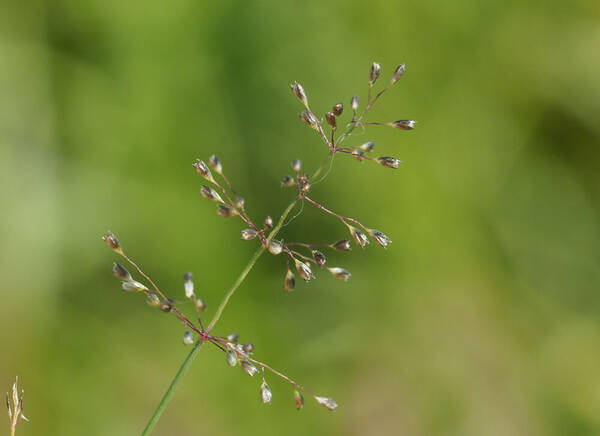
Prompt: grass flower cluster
<box><xmin>102</xmin><ymin>61</ymin><xmax>416</xmax><ymax>434</ymax></box>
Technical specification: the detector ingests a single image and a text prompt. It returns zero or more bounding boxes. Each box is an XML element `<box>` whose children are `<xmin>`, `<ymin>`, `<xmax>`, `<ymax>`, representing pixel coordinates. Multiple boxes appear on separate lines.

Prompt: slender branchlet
<box><xmin>103</xmin><ymin>62</ymin><xmax>415</xmax><ymax>421</ymax></box>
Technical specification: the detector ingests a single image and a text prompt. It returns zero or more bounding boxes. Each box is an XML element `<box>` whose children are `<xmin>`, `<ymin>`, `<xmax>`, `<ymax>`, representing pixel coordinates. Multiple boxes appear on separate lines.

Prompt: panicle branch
<box><xmin>103</xmin><ymin>230</ymin><xmax>336</xmax><ymax>411</ymax></box>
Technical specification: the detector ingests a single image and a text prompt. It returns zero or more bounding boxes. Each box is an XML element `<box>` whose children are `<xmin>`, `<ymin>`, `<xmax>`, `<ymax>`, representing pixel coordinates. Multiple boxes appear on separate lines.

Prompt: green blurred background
<box><xmin>2</xmin><ymin>0</ymin><xmax>600</xmax><ymax>434</ymax></box>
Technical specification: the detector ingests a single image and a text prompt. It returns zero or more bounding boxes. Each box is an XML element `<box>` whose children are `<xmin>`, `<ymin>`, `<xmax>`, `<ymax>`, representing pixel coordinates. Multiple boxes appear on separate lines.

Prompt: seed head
<box><xmin>349</xmin><ymin>226</ymin><xmax>369</xmax><ymax>247</ymax></box>
<box><xmin>284</xmin><ymin>269</ymin><xmax>295</xmax><ymax>292</ymax></box>
<box><xmin>217</xmin><ymin>204</ymin><xmax>235</xmax><ymax>218</ymax></box>
<box><xmin>359</xmin><ymin>141</ymin><xmax>375</xmax><ymax>152</ymax></box>
<box><xmin>312</xmin><ymin>250</ymin><xmax>327</xmax><ymax>266</ymax></box>
<box><xmin>200</xmin><ymin>185</ymin><xmax>223</xmax><ymax>203</ymax></box>
<box><xmin>183</xmin><ymin>273</ymin><xmax>194</xmax><ymax>298</ymax></box>
<box><xmin>183</xmin><ymin>331</ymin><xmax>194</xmax><ymax>345</ymax></box>
<box><xmin>268</xmin><ymin>240</ymin><xmax>283</xmax><ymax>255</ymax></box>
<box><xmin>264</xmin><ymin>216</ymin><xmax>273</xmax><ymax>229</ymax></box>
<box><xmin>332</xmin><ymin>102</ymin><xmax>343</xmax><ymax>117</ymax></box>
<box><xmin>352</xmin><ymin>149</ymin><xmax>365</xmax><ymax>161</ymax></box>
<box><xmin>332</xmin><ymin>239</ymin><xmax>352</xmax><ymax>251</ymax></box>
<box><xmin>391</xmin><ymin>63</ymin><xmax>405</xmax><ymax>84</ymax></box>
<box><xmin>241</xmin><ymin>360</ymin><xmax>258</xmax><ymax>377</ymax></box>
<box><xmin>122</xmin><ymin>280</ymin><xmax>149</xmax><ymax>292</ymax></box>
<box><xmin>328</xmin><ymin>267</ymin><xmax>351</xmax><ymax>281</ymax></box>
<box><xmin>146</xmin><ymin>293</ymin><xmax>161</xmax><ymax>307</ymax></box>
<box><xmin>103</xmin><ymin>231</ymin><xmax>122</xmax><ymax>253</ymax></box>
<box><xmin>7</xmin><ymin>377</ymin><xmax>28</xmax><ymax>430</ymax></box>
<box><xmin>293</xmin><ymin>389</ymin><xmax>304</xmax><ymax>410</ymax></box>
<box><xmin>226</xmin><ymin>333</ymin><xmax>239</xmax><ymax>344</ymax></box>
<box><xmin>299</xmin><ymin>109</ymin><xmax>319</xmax><ymax>131</ymax></box>
<box><xmin>292</xmin><ymin>159</ymin><xmax>302</xmax><ymax>173</ymax></box>
<box><xmin>193</xmin><ymin>159</ymin><xmax>215</xmax><ymax>182</ymax></box>
<box><xmin>208</xmin><ymin>154</ymin><xmax>223</xmax><ymax>174</ymax></box>
<box><xmin>242</xmin><ymin>343</ymin><xmax>255</xmax><ymax>354</ymax></box>
<box><xmin>112</xmin><ymin>263</ymin><xmax>132</xmax><ymax>281</ymax></box>
<box><xmin>291</xmin><ymin>82</ymin><xmax>308</xmax><ymax>106</ymax></box>
<box><xmin>183</xmin><ymin>281</ymin><xmax>194</xmax><ymax>298</ymax></box>
<box><xmin>391</xmin><ymin>119</ymin><xmax>417</xmax><ymax>130</ymax></box>
<box><xmin>351</xmin><ymin>95</ymin><xmax>359</xmax><ymax>112</ymax></box>
<box><xmin>281</xmin><ymin>175</ymin><xmax>295</xmax><ymax>188</ymax></box>
<box><xmin>226</xmin><ymin>350</ymin><xmax>238</xmax><ymax>367</ymax></box>
<box><xmin>195</xmin><ymin>298</ymin><xmax>207</xmax><ymax>311</ymax></box>
<box><xmin>315</xmin><ymin>396</ymin><xmax>338</xmax><ymax>411</ymax></box>
<box><xmin>241</xmin><ymin>228</ymin><xmax>258</xmax><ymax>240</ymax></box>
<box><xmin>325</xmin><ymin>111</ymin><xmax>337</xmax><ymax>129</ymax></box>
<box><xmin>260</xmin><ymin>381</ymin><xmax>272</xmax><ymax>405</ymax></box>
<box><xmin>235</xmin><ymin>197</ymin><xmax>245</xmax><ymax>209</ymax></box>
<box><xmin>369</xmin><ymin>62</ymin><xmax>381</xmax><ymax>84</ymax></box>
<box><xmin>377</xmin><ymin>156</ymin><xmax>402</xmax><ymax>169</ymax></box>
<box><xmin>294</xmin><ymin>259</ymin><xmax>315</xmax><ymax>282</ymax></box>
<box><xmin>297</xmin><ymin>173</ymin><xmax>310</xmax><ymax>193</ymax></box>
<box><xmin>369</xmin><ymin>229</ymin><xmax>392</xmax><ymax>248</ymax></box>
<box><xmin>159</xmin><ymin>299</ymin><xmax>174</xmax><ymax>313</ymax></box>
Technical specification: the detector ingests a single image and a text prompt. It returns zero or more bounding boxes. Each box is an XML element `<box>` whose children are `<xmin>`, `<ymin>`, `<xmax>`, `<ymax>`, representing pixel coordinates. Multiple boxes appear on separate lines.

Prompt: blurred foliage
<box><xmin>1</xmin><ymin>0</ymin><xmax>600</xmax><ymax>435</ymax></box>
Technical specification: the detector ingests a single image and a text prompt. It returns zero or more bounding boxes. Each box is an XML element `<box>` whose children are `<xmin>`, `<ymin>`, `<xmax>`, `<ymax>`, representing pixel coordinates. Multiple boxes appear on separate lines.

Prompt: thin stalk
<box><xmin>302</xmin><ymin>195</ymin><xmax>370</xmax><ymax>233</ymax></box>
<box><xmin>140</xmin><ymin>199</ymin><xmax>299</xmax><ymax>435</ymax></box>
<box><xmin>140</xmin><ymin>341</ymin><xmax>204</xmax><ymax>436</ymax></box>
<box><xmin>206</xmin><ymin>244</ymin><xmax>266</xmax><ymax>332</ymax></box>
<box><xmin>208</xmin><ymin>198</ymin><xmax>298</xmax><ymax>332</ymax></box>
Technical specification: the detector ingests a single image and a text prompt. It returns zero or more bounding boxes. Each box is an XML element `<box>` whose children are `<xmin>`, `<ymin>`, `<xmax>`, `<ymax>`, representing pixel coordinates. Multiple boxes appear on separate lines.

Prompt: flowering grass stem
<box><xmin>107</xmin><ymin>62</ymin><xmax>413</xmax><ymax>432</ymax></box>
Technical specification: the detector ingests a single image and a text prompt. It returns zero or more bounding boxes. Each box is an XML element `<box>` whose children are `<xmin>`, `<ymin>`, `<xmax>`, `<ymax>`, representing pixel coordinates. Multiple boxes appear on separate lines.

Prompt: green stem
<box><xmin>140</xmin><ymin>341</ymin><xmax>204</xmax><ymax>436</ymax></box>
<box><xmin>140</xmin><ymin>199</ymin><xmax>298</xmax><ymax>435</ymax></box>
<box><xmin>206</xmin><ymin>244</ymin><xmax>267</xmax><ymax>332</ymax></box>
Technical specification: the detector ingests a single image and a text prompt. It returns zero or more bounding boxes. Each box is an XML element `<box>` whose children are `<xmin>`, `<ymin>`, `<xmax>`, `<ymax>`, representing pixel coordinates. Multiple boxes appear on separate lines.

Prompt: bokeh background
<box><xmin>2</xmin><ymin>0</ymin><xmax>600</xmax><ymax>435</ymax></box>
